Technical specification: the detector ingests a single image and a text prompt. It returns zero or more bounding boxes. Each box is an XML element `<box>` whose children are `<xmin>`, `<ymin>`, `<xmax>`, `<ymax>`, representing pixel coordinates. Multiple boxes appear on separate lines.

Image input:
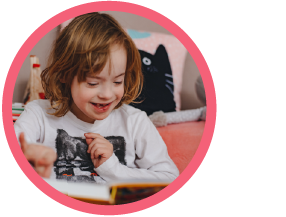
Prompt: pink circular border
<box><xmin>2</xmin><ymin>1</ymin><xmax>216</xmax><ymax>215</ymax></box>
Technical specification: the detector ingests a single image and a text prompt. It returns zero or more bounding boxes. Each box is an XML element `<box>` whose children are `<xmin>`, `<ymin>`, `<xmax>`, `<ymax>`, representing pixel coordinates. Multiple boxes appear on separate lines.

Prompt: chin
<box><xmin>93</xmin><ymin>112</ymin><xmax>110</xmax><ymax>121</ymax></box>
<box><xmin>94</xmin><ymin>116</ymin><xmax>107</xmax><ymax>121</ymax></box>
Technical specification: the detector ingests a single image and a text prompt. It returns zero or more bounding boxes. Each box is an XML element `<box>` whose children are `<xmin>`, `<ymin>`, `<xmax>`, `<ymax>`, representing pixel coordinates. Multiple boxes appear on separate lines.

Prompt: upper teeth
<box><xmin>94</xmin><ymin>103</ymin><xmax>108</xmax><ymax>108</ymax></box>
<box><xmin>91</xmin><ymin>102</ymin><xmax>111</xmax><ymax>108</ymax></box>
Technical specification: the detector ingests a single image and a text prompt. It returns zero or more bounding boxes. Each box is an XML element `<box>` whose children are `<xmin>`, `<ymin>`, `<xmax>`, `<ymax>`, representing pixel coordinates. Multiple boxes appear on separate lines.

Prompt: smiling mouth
<box><xmin>91</xmin><ymin>102</ymin><xmax>112</xmax><ymax>108</ymax></box>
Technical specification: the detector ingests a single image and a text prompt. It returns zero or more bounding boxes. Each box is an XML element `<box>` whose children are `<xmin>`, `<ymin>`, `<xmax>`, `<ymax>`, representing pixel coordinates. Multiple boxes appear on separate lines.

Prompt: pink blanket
<box><xmin>157</xmin><ymin>121</ymin><xmax>205</xmax><ymax>174</ymax></box>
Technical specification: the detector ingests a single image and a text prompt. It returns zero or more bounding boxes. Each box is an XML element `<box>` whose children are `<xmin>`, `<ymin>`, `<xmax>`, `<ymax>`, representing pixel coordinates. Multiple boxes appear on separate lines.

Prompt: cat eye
<box><xmin>142</xmin><ymin>57</ymin><xmax>151</xmax><ymax>65</ymax></box>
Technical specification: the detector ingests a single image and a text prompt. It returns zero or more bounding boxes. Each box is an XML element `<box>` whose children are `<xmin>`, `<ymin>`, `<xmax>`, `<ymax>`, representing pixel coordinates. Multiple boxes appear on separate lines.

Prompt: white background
<box><xmin>1</xmin><ymin>0</ymin><xmax>286</xmax><ymax>216</ymax></box>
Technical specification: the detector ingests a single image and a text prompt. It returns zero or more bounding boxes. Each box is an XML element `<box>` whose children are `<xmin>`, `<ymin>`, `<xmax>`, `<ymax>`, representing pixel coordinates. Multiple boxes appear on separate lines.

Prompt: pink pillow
<box><xmin>126</xmin><ymin>29</ymin><xmax>187</xmax><ymax>111</ymax></box>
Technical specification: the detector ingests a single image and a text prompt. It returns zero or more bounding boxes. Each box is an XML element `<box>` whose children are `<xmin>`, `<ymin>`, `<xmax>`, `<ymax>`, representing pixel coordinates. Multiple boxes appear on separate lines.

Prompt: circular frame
<box><xmin>2</xmin><ymin>1</ymin><xmax>216</xmax><ymax>215</ymax></box>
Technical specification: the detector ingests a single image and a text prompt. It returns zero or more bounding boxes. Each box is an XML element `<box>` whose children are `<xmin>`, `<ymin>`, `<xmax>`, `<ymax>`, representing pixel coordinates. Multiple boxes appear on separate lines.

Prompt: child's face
<box><xmin>70</xmin><ymin>44</ymin><xmax>126</xmax><ymax>123</ymax></box>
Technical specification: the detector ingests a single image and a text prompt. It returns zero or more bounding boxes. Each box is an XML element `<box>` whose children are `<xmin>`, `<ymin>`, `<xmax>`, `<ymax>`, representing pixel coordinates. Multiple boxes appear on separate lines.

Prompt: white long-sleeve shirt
<box><xmin>14</xmin><ymin>100</ymin><xmax>179</xmax><ymax>184</ymax></box>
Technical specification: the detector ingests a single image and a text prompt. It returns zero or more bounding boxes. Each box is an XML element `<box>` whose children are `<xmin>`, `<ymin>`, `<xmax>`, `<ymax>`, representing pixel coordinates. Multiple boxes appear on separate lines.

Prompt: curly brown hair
<box><xmin>41</xmin><ymin>12</ymin><xmax>143</xmax><ymax>117</ymax></box>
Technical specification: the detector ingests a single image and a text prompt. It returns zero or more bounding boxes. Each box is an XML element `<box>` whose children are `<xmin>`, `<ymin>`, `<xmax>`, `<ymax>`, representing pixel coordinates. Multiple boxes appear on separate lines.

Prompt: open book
<box><xmin>43</xmin><ymin>178</ymin><xmax>170</xmax><ymax>205</ymax></box>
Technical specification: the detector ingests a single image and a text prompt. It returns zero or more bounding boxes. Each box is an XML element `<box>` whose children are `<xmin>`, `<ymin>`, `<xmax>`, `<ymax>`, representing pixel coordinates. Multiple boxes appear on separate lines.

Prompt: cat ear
<box><xmin>154</xmin><ymin>44</ymin><xmax>172</xmax><ymax>75</ymax></box>
<box><xmin>138</xmin><ymin>49</ymin><xmax>149</xmax><ymax>59</ymax></box>
<box><xmin>154</xmin><ymin>44</ymin><xmax>167</xmax><ymax>56</ymax></box>
<box><xmin>57</xmin><ymin>129</ymin><xmax>68</xmax><ymax>136</ymax></box>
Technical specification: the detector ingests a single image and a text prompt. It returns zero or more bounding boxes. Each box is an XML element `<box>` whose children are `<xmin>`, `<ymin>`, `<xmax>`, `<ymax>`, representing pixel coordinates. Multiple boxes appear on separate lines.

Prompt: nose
<box><xmin>97</xmin><ymin>84</ymin><xmax>113</xmax><ymax>100</ymax></box>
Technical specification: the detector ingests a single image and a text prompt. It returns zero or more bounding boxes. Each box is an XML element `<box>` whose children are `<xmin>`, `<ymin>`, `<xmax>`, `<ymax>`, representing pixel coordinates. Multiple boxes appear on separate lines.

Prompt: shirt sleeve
<box><xmin>13</xmin><ymin>102</ymin><xmax>44</xmax><ymax>145</ymax></box>
<box><xmin>94</xmin><ymin>112</ymin><xmax>179</xmax><ymax>182</ymax></box>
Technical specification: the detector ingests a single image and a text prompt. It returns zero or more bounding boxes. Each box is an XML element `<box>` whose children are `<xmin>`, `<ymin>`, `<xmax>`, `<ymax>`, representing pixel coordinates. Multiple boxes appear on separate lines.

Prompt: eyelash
<box><xmin>88</xmin><ymin>83</ymin><xmax>98</xmax><ymax>86</ymax></box>
<box><xmin>87</xmin><ymin>81</ymin><xmax>122</xmax><ymax>86</ymax></box>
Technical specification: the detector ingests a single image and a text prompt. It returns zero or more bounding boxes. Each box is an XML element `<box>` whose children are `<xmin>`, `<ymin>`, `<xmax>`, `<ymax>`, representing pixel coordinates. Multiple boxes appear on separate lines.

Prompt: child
<box><xmin>15</xmin><ymin>12</ymin><xmax>179</xmax><ymax>184</ymax></box>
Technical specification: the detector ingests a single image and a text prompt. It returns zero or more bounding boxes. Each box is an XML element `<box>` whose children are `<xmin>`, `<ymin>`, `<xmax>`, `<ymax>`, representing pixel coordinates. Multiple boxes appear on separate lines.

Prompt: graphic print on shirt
<box><xmin>130</xmin><ymin>44</ymin><xmax>176</xmax><ymax>115</ymax></box>
<box><xmin>54</xmin><ymin>129</ymin><xmax>126</xmax><ymax>183</ymax></box>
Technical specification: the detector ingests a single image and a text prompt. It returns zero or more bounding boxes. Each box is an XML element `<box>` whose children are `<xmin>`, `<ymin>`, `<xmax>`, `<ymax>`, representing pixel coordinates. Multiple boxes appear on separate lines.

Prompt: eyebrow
<box><xmin>87</xmin><ymin>72</ymin><xmax>125</xmax><ymax>79</ymax></box>
<box><xmin>114</xmin><ymin>72</ymin><xmax>125</xmax><ymax>78</ymax></box>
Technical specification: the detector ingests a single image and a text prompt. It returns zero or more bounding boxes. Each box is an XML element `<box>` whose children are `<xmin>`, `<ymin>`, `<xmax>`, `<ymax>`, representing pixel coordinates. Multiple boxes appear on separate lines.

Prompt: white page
<box><xmin>43</xmin><ymin>178</ymin><xmax>110</xmax><ymax>201</ymax></box>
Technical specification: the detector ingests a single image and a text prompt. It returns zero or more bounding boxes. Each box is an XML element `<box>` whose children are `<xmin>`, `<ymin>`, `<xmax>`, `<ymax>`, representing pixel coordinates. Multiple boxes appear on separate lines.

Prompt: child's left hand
<box><xmin>84</xmin><ymin>133</ymin><xmax>113</xmax><ymax>168</ymax></box>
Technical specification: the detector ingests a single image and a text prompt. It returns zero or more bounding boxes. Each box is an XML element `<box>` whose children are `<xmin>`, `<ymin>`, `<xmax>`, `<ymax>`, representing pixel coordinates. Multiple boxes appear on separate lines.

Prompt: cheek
<box><xmin>118</xmin><ymin>86</ymin><xmax>125</xmax><ymax>99</ymax></box>
<box><xmin>78</xmin><ymin>88</ymin><xmax>94</xmax><ymax>102</ymax></box>
<box><xmin>71</xmin><ymin>82</ymin><xmax>90</xmax><ymax>103</ymax></box>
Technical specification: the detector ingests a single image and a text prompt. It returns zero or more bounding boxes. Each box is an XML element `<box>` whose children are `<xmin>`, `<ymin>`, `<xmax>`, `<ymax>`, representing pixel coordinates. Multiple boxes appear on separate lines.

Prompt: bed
<box><xmin>157</xmin><ymin>121</ymin><xmax>205</xmax><ymax>174</ymax></box>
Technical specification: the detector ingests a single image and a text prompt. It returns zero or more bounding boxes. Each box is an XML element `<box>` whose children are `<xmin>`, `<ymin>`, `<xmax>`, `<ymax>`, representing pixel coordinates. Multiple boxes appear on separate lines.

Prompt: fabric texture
<box><xmin>157</xmin><ymin>121</ymin><xmax>205</xmax><ymax>174</ymax></box>
<box><xmin>149</xmin><ymin>107</ymin><xmax>206</xmax><ymax>127</ymax></box>
<box><xmin>14</xmin><ymin>100</ymin><xmax>179</xmax><ymax>183</ymax></box>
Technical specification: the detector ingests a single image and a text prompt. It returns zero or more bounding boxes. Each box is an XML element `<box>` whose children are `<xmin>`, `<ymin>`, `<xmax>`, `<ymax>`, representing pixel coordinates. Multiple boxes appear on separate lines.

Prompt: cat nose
<box><xmin>147</xmin><ymin>66</ymin><xmax>158</xmax><ymax>73</ymax></box>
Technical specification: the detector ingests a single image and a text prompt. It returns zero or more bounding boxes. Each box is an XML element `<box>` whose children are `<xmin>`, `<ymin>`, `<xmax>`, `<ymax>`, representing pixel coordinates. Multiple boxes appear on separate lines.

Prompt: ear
<box><xmin>154</xmin><ymin>44</ymin><xmax>172</xmax><ymax>75</ymax></box>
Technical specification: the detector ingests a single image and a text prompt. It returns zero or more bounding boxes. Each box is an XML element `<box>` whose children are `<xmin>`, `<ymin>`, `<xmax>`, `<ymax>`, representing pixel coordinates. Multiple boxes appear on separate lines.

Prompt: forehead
<box><xmin>108</xmin><ymin>43</ymin><xmax>127</xmax><ymax>70</ymax></box>
<box><xmin>88</xmin><ymin>44</ymin><xmax>127</xmax><ymax>78</ymax></box>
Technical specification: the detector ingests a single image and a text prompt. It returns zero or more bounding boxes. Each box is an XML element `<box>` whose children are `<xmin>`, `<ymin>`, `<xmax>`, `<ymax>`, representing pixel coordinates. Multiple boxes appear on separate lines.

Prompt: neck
<box><xmin>70</xmin><ymin>103</ymin><xmax>95</xmax><ymax>124</ymax></box>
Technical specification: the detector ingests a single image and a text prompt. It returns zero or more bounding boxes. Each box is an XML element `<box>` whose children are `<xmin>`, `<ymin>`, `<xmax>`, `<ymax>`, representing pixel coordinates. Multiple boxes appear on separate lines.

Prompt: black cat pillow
<box><xmin>130</xmin><ymin>44</ymin><xmax>176</xmax><ymax>115</ymax></box>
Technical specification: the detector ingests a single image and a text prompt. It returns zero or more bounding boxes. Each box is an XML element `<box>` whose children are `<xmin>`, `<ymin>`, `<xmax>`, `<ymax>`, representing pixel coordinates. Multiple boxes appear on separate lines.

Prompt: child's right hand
<box><xmin>85</xmin><ymin>133</ymin><xmax>113</xmax><ymax>168</ymax></box>
<box><xmin>19</xmin><ymin>132</ymin><xmax>57</xmax><ymax>178</ymax></box>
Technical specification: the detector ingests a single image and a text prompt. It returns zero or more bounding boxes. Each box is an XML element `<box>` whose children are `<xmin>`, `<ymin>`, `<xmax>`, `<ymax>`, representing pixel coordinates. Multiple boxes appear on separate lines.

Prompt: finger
<box><xmin>89</xmin><ymin>143</ymin><xmax>98</xmax><ymax>159</ymax></box>
<box><xmin>25</xmin><ymin>145</ymin><xmax>56</xmax><ymax>166</ymax></box>
<box><xmin>35</xmin><ymin>166</ymin><xmax>51</xmax><ymax>178</ymax></box>
<box><xmin>23</xmin><ymin>145</ymin><xmax>39</xmax><ymax>162</ymax></box>
<box><xmin>22</xmin><ymin>145</ymin><xmax>39</xmax><ymax>162</ymax></box>
<box><xmin>42</xmin><ymin>164</ymin><xmax>53</xmax><ymax>178</ymax></box>
<box><xmin>34</xmin><ymin>163</ymin><xmax>44</xmax><ymax>174</ymax></box>
<box><xmin>92</xmin><ymin>158</ymin><xmax>99</xmax><ymax>168</ymax></box>
<box><xmin>19</xmin><ymin>132</ymin><xmax>28</xmax><ymax>152</ymax></box>
<box><xmin>84</xmin><ymin>133</ymin><xmax>103</xmax><ymax>139</ymax></box>
<box><xmin>87</xmin><ymin>141</ymin><xmax>97</xmax><ymax>153</ymax></box>
<box><xmin>94</xmin><ymin>150</ymin><xmax>102</xmax><ymax>161</ymax></box>
<box><xmin>90</xmin><ymin>145</ymin><xmax>103</xmax><ymax>159</ymax></box>
<box><xmin>19</xmin><ymin>134</ymin><xmax>40</xmax><ymax>166</ymax></box>
<box><xmin>36</xmin><ymin>150</ymin><xmax>56</xmax><ymax>178</ymax></box>
<box><xmin>90</xmin><ymin>144</ymin><xmax>102</xmax><ymax>160</ymax></box>
<box><xmin>37</xmin><ymin>149</ymin><xmax>57</xmax><ymax>166</ymax></box>
<box><xmin>85</xmin><ymin>138</ymin><xmax>93</xmax><ymax>145</ymax></box>
<box><xmin>90</xmin><ymin>145</ymin><xmax>98</xmax><ymax>159</ymax></box>
<box><xmin>85</xmin><ymin>133</ymin><xmax>101</xmax><ymax>145</ymax></box>
<box><xmin>87</xmin><ymin>137</ymin><xmax>104</xmax><ymax>153</ymax></box>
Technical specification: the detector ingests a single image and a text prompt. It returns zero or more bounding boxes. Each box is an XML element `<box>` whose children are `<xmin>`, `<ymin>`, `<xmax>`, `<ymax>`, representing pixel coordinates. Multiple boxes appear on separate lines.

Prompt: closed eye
<box><xmin>114</xmin><ymin>81</ymin><xmax>123</xmax><ymax>85</ymax></box>
<box><xmin>88</xmin><ymin>83</ymin><xmax>98</xmax><ymax>86</ymax></box>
